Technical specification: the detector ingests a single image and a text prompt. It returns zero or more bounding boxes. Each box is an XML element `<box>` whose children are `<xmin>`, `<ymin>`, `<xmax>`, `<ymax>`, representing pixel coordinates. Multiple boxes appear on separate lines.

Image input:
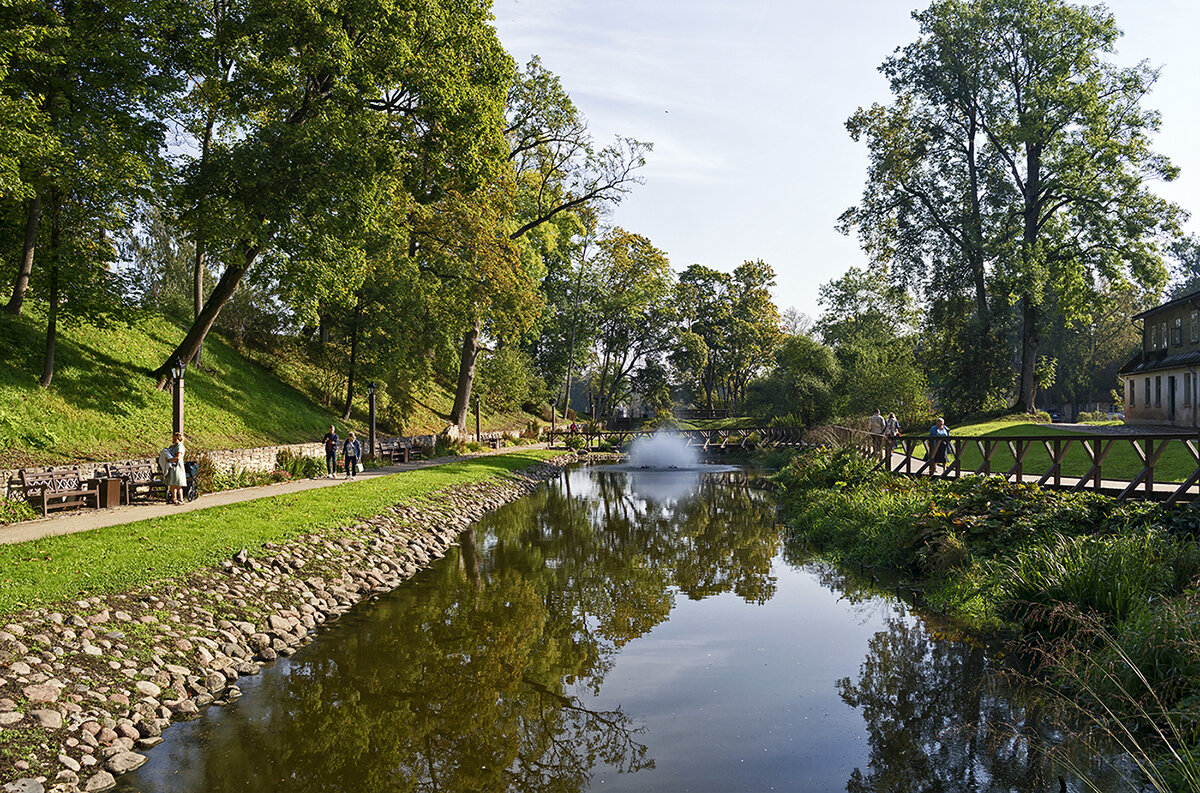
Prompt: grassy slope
<box><xmin>0</xmin><ymin>450</ymin><xmax>560</xmax><ymax>616</ymax></box>
<box><xmin>0</xmin><ymin>311</ymin><xmax>535</xmax><ymax>468</ymax></box>
<box><xmin>906</xmin><ymin>417</ymin><xmax>1198</xmax><ymax>483</ymax></box>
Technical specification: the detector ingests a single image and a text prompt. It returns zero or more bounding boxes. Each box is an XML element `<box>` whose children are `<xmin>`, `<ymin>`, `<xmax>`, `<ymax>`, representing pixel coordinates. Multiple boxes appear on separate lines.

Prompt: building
<box><xmin>1119</xmin><ymin>288</ymin><xmax>1200</xmax><ymax>426</ymax></box>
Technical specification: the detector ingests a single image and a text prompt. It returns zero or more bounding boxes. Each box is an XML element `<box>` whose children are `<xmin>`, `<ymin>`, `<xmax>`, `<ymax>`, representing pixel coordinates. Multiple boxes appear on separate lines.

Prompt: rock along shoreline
<box><xmin>0</xmin><ymin>456</ymin><xmax>576</xmax><ymax>793</ymax></box>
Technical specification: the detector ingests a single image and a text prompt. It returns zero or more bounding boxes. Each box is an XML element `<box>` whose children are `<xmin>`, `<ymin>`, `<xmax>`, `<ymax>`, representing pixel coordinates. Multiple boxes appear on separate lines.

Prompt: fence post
<box><xmin>1146</xmin><ymin>439</ymin><xmax>1154</xmax><ymax>497</ymax></box>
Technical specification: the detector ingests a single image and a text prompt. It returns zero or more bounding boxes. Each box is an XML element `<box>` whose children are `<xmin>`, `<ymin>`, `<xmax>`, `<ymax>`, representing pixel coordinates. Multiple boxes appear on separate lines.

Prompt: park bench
<box><xmin>104</xmin><ymin>462</ymin><xmax>167</xmax><ymax>504</ymax></box>
<box><xmin>377</xmin><ymin>439</ymin><xmax>412</xmax><ymax>464</ymax></box>
<box><xmin>485</xmin><ymin>438</ymin><xmax>502</xmax><ymax>450</ymax></box>
<box><xmin>19</xmin><ymin>468</ymin><xmax>100</xmax><ymax>517</ymax></box>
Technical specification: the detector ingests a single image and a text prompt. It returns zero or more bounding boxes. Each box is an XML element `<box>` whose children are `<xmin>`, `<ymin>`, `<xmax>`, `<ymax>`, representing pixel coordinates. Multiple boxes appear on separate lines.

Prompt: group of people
<box><xmin>867</xmin><ymin>410</ymin><xmax>952</xmax><ymax>472</ymax></box>
<box><xmin>321</xmin><ymin>425</ymin><xmax>363</xmax><ymax>478</ymax></box>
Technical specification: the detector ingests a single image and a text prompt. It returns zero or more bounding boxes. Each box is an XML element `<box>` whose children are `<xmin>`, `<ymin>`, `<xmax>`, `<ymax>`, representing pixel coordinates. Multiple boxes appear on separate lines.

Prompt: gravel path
<box><xmin>1</xmin><ymin>444</ymin><xmax>550</xmax><ymax>546</ymax></box>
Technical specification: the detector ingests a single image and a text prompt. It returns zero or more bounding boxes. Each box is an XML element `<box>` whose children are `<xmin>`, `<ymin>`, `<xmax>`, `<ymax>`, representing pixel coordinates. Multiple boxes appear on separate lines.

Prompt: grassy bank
<box><xmin>0</xmin><ymin>311</ymin><xmax>537</xmax><ymax>468</ymax></box>
<box><xmin>0</xmin><ymin>450</ymin><xmax>561</xmax><ymax>616</ymax></box>
<box><xmin>777</xmin><ymin>448</ymin><xmax>1200</xmax><ymax>787</ymax></box>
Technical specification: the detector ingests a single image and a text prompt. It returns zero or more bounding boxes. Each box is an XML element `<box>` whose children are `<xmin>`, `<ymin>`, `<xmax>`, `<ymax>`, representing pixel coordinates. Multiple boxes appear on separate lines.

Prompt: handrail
<box><xmin>830</xmin><ymin>425</ymin><xmax>1200</xmax><ymax>504</ymax></box>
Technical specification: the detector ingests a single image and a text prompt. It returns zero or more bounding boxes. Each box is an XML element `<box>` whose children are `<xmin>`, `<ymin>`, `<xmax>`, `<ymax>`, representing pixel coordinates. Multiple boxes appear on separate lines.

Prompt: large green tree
<box><xmin>842</xmin><ymin>0</ymin><xmax>1183</xmax><ymax>414</ymax></box>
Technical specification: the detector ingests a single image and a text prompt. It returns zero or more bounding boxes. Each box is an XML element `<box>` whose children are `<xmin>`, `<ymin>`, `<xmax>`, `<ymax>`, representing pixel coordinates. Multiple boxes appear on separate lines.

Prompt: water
<box><xmin>116</xmin><ymin>466</ymin><xmax>1128</xmax><ymax>793</ymax></box>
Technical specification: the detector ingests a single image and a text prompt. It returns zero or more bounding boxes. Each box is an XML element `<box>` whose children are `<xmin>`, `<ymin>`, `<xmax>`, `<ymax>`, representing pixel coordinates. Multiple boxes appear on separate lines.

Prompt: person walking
<box><xmin>322</xmin><ymin>425</ymin><xmax>339</xmax><ymax>478</ymax></box>
<box><xmin>343</xmin><ymin>432</ymin><xmax>362</xmax><ymax>479</ymax></box>
<box><xmin>928</xmin><ymin>417</ymin><xmax>950</xmax><ymax>473</ymax></box>
<box><xmin>867</xmin><ymin>409</ymin><xmax>886</xmax><ymax>458</ymax></box>
<box><xmin>163</xmin><ymin>432</ymin><xmax>187</xmax><ymax>504</ymax></box>
<box><xmin>884</xmin><ymin>412</ymin><xmax>901</xmax><ymax>457</ymax></box>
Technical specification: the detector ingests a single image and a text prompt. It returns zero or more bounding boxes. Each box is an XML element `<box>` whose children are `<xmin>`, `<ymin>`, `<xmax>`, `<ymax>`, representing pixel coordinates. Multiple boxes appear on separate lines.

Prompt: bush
<box><xmin>276</xmin><ymin>449</ymin><xmax>324</xmax><ymax>479</ymax></box>
<box><xmin>565</xmin><ymin>435</ymin><xmax>586</xmax><ymax>450</ymax></box>
<box><xmin>0</xmin><ymin>496</ymin><xmax>36</xmax><ymax>525</ymax></box>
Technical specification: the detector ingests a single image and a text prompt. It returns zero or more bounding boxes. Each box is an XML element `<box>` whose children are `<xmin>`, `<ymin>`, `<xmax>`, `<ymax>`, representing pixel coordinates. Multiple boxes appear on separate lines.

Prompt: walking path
<box><xmin>1</xmin><ymin>444</ymin><xmax>552</xmax><ymax>546</ymax></box>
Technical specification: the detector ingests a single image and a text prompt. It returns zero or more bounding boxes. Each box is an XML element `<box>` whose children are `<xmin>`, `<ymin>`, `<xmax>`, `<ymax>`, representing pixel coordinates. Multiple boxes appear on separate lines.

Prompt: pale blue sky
<box><xmin>493</xmin><ymin>0</ymin><xmax>1200</xmax><ymax>318</ymax></box>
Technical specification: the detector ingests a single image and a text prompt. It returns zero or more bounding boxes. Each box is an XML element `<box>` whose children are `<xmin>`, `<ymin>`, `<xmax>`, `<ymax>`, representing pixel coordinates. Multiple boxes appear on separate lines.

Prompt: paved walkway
<box><xmin>1</xmin><ymin>444</ymin><xmax>552</xmax><ymax>546</ymax></box>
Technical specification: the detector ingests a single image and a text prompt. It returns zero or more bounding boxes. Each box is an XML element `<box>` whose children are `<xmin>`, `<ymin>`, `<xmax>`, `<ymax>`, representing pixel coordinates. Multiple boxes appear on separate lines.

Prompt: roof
<box><xmin>1119</xmin><ymin>348</ymin><xmax>1200</xmax><ymax>375</ymax></box>
<box><xmin>1133</xmin><ymin>288</ymin><xmax>1200</xmax><ymax>321</ymax></box>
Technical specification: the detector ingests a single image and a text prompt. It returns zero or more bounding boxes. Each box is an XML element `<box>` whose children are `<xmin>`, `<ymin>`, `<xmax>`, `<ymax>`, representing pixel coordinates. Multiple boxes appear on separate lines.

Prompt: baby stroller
<box><xmin>183</xmin><ymin>460</ymin><xmax>200</xmax><ymax>502</ymax></box>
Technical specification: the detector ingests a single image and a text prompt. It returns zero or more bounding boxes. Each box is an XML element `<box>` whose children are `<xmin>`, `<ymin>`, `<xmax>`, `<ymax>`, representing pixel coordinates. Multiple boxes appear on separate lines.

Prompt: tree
<box><xmin>589</xmin><ymin>228</ymin><xmax>674</xmax><ymax>418</ymax></box>
<box><xmin>152</xmin><ymin>0</ymin><xmax>514</xmax><ymax>386</ymax></box>
<box><xmin>746</xmin><ymin>335</ymin><xmax>840</xmax><ymax>426</ymax></box>
<box><xmin>842</xmin><ymin>0</ymin><xmax>1184</xmax><ymax>413</ymax></box>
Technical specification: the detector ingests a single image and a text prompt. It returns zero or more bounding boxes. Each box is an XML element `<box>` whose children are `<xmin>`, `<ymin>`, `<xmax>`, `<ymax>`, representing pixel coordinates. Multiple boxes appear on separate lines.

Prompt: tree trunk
<box><xmin>341</xmin><ymin>298</ymin><xmax>361</xmax><ymax>421</ymax></box>
<box><xmin>1014</xmin><ymin>297</ymin><xmax>1039</xmax><ymax>412</ymax></box>
<box><xmin>191</xmin><ymin>241</ymin><xmax>205</xmax><ymax>366</ymax></box>
<box><xmin>150</xmin><ymin>244</ymin><xmax>261</xmax><ymax>386</ymax></box>
<box><xmin>449</xmin><ymin>317</ymin><xmax>482</xmax><ymax>428</ymax></box>
<box><xmin>39</xmin><ymin>194</ymin><xmax>61</xmax><ymax>388</ymax></box>
<box><xmin>5</xmin><ymin>194</ymin><xmax>42</xmax><ymax>316</ymax></box>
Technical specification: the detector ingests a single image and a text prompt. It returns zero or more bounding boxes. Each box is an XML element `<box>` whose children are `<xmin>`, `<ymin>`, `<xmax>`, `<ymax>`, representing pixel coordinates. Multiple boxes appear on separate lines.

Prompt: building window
<box><xmin>1192</xmin><ymin>311</ymin><xmax>1198</xmax><ymax>343</ymax></box>
<box><xmin>1152</xmin><ymin>324</ymin><xmax>1158</xmax><ymax>348</ymax></box>
<box><xmin>1129</xmin><ymin>380</ymin><xmax>1135</xmax><ymax>407</ymax></box>
<box><xmin>1175</xmin><ymin>318</ymin><xmax>1183</xmax><ymax>345</ymax></box>
<box><xmin>1156</xmin><ymin>376</ymin><xmax>1162</xmax><ymax>406</ymax></box>
<box><xmin>1146</xmin><ymin>378</ymin><xmax>1151</xmax><ymax>405</ymax></box>
<box><xmin>1187</xmin><ymin>373</ymin><xmax>1193</xmax><ymax>406</ymax></box>
<box><xmin>1162</xmin><ymin>322</ymin><xmax>1169</xmax><ymax>348</ymax></box>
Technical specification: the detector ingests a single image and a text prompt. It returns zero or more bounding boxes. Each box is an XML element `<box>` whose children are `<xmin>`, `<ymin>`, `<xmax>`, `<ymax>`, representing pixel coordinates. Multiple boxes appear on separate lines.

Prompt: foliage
<box><xmin>0</xmin><ymin>496</ymin><xmax>35</xmax><ymax>525</ymax></box>
<box><xmin>476</xmin><ymin>346</ymin><xmax>544</xmax><ymax>413</ymax></box>
<box><xmin>275</xmin><ymin>449</ymin><xmax>324</xmax><ymax>480</ymax></box>
<box><xmin>745</xmin><ymin>335</ymin><xmax>839</xmax><ymax>426</ymax></box>
<box><xmin>564</xmin><ymin>435</ymin><xmax>585</xmax><ymax>450</ymax></box>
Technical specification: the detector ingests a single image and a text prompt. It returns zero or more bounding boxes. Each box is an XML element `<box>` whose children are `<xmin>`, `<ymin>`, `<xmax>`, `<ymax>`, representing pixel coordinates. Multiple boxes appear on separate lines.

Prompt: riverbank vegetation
<box><xmin>0</xmin><ymin>451</ymin><xmax>560</xmax><ymax>616</ymax></box>
<box><xmin>776</xmin><ymin>448</ymin><xmax>1200</xmax><ymax>787</ymax></box>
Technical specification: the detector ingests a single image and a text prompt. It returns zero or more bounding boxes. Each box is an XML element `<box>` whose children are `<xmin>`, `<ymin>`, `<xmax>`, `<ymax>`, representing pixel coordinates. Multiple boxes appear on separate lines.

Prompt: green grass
<box><xmin>904</xmin><ymin>418</ymin><xmax>1199</xmax><ymax>483</ymax></box>
<box><xmin>674</xmin><ymin>416</ymin><xmax>759</xmax><ymax>429</ymax></box>
<box><xmin>0</xmin><ymin>450</ymin><xmax>560</xmax><ymax>616</ymax></box>
<box><xmin>0</xmin><ymin>310</ymin><xmax>538</xmax><ymax>468</ymax></box>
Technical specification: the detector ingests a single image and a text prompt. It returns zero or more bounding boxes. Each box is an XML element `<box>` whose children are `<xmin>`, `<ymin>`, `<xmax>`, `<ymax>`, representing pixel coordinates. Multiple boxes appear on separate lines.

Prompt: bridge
<box><xmin>549</xmin><ymin>424</ymin><xmax>1200</xmax><ymax>504</ymax></box>
<box><xmin>832</xmin><ymin>425</ymin><xmax>1200</xmax><ymax>505</ymax></box>
<box><xmin>546</xmin><ymin>426</ymin><xmax>809</xmax><ymax>451</ymax></box>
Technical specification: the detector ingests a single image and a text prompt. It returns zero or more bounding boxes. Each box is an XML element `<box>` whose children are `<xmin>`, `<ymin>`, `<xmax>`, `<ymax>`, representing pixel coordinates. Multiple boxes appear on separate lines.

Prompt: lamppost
<box><xmin>367</xmin><ymin>381</ymin><xmax>377</xmax><ymax>460</ymax></box>
<box><xmin>549</xmin><ymin>396</ymin><xmax>556</xmax><ymax>441</ymax></box>
<box><xmin>169</xmin><ymin>356</ymin><xmax>187</xmax><ymax>437</ymax></box>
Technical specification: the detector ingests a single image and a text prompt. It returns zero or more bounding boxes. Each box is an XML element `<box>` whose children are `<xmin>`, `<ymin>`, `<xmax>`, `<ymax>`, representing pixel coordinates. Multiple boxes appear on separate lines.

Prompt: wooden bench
<box><xmin>377</xmin><ymin>439</ymin><xmax>411</xmax><ymax>464</ymax></box>
<box><xmin>104</xmin><ymin>462</ymin><xmax>167</xmax><ymax>504</ymax></box>
<box><xmin>19</xmin><ymin>468</ymin><xmax>100</xmax><ymax>517</ymax></box>
<box><xmin>486</xmin><ymin>438</ymin><xmax>502</xmax><ymax>450</ymax></box>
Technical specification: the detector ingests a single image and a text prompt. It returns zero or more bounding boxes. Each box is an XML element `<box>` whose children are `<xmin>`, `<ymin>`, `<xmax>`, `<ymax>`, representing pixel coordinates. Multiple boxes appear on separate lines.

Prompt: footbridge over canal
<box><xmin>832</xmin><ymin>425</ymin><xmax>1200</xmax><ymax>505</ymax></box>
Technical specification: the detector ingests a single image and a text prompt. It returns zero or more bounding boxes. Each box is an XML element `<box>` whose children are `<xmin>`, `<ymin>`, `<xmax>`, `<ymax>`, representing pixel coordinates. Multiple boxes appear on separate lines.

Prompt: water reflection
<box><xmin>117</xmin><ymin>468</ymin><xmax>1122</xmax><ymax>793</ymax></box>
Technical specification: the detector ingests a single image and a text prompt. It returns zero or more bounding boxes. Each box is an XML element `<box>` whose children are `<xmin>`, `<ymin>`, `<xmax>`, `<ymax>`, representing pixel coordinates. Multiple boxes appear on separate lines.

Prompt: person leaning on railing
<box><xmin>867</xmin><ymin>409</ymin><xmax>886</xmax><ymax>458</ymax></box>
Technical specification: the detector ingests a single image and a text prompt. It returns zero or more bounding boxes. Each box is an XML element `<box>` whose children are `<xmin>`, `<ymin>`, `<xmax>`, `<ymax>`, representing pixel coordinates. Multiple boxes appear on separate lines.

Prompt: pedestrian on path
<box><xmin>164</xmin><ymin>432</ymin><xmax>187</xmax><ymax>504</ymax></box>
<box><xmin>884</xmin><ymin>412</ymin><xmax>901</xmax><ymax>456</ymax></box>
<box><xmin>867</xmin><ymin>409</ymin><xmax>886</xmax><ymax>458</ymax></box>
<box><xmin>322</xmin><ymin>425</ymin><xmax>339</xmax><ymax>478</ymax></box>
<box><xmin>928</xmin><ymin>417</ymin><xmax>950</xmax><ymax>473</ymax></box>
<box><xmin>343</xmin><ymin>432</ymin><xmax>362</xmax><ymax>478</ymax></box>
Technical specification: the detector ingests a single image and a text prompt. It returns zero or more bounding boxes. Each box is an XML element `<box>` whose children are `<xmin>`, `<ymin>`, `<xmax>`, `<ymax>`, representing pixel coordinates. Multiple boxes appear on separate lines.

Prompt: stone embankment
<box><xmin>0</xmin><ymin>456</ymin><xmax>572</xmax><ymax>793</ymax></box>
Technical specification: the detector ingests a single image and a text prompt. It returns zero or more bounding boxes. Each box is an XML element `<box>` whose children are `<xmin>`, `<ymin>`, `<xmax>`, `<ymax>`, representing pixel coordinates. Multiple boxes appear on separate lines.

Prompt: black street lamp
<box><xmin>549</xmin><ymin>396</ymin><xmax>556</xmax><ymax>439</ymax></box>
<box><xmin>367</xmin><ymin>381</ymin><xmax>377</xmax><ymax>460</ymax></box>
<box><xmin>169</xmin><ymin>356</ymin><xmax>187</xmax><ymax>437</ymax></box>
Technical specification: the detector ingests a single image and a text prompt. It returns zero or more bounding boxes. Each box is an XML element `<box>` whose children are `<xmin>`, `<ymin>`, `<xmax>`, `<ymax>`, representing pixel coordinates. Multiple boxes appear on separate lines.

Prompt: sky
<box><xmin>492</xmin><ymin>0</ymin><xmax>1200</xmax><ymax>319</ymax></box>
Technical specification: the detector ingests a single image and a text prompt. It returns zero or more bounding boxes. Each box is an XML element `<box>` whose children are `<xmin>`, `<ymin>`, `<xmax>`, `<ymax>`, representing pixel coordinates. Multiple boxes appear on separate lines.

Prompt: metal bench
<box><xmin>104</xmin><ymin>462</ymin><xmax>167</xmax><ymax>504</ymax></box>
<box><xmin>19</xmin><ymin>468</ymin><xmax>100</xmax><ymax>517</ymax></box>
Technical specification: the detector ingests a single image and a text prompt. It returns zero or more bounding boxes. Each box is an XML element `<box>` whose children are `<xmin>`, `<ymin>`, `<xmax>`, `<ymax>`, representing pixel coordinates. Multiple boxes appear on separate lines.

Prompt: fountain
<box><xmin>627</xmin><ymin>432</ymin><xmax>700</xmax><ymax>469</ymax></box>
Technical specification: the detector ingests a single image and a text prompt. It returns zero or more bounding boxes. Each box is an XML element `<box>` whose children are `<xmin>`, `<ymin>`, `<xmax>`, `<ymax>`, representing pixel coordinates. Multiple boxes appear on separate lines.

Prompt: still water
<box><xmin>117</xmin><ymin>466</ymin><xmax>1125</xmax><ymax>792</ymax></box>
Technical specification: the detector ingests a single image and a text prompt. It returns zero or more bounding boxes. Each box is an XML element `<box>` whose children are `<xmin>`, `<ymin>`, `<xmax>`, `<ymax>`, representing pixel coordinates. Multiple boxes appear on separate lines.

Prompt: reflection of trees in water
<box><xmin>152</xmin><ymin>472</ymin><xmax>780</xmax><ymax>793</ymax></box>
<box><xmin>188</xmin><ymin>568</ymin><xmax>650</xmax><ymax>793</ymax></box>
<box><xmin>836</xmin><ymin>609</ymin><xmax>1129</xmax><ymax>792</ymax></box>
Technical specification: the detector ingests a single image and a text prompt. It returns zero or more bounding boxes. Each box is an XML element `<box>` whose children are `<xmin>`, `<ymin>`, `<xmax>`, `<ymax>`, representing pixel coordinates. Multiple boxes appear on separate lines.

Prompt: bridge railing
<box><xmin>832</xmin><ymin>425</ymin><xmax>1200</xmax><ymax>504</ymax></box>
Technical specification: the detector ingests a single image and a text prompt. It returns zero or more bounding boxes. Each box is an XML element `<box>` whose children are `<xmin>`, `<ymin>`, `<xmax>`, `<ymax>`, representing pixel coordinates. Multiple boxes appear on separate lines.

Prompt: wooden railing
<box><xmin>546</xmin><ymin>426</ymin><xmax>812</xmax><ymax>449</ymax></box>
<box><xmin>832</xmin><ymin>426</ymin><xmax>1200</xmax><ymax>504</ymax></box>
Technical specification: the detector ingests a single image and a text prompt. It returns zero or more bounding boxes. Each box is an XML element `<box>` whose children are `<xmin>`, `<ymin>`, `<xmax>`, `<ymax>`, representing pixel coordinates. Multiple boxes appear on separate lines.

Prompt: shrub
<box><xmin>0</xmin><ymin>496</ymin><xmax>36</xmax><ymax>525</ymax></box>
<box><xmin>275</xmin><ymin>449</ymin><xmax>324</xmax><ymax>479</ymax></box>
<box><xmin>565</xmin><ymin>435</ymin><xmax>586</xmax><ymax>450</ymax></box>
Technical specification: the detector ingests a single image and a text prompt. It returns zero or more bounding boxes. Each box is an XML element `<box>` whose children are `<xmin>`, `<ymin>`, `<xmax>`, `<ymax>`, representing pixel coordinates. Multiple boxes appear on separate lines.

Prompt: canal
<box><xmin>117</xmin><ymin>465</ymin><xmax>1125</xmax><ymax>792</ymax></box>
